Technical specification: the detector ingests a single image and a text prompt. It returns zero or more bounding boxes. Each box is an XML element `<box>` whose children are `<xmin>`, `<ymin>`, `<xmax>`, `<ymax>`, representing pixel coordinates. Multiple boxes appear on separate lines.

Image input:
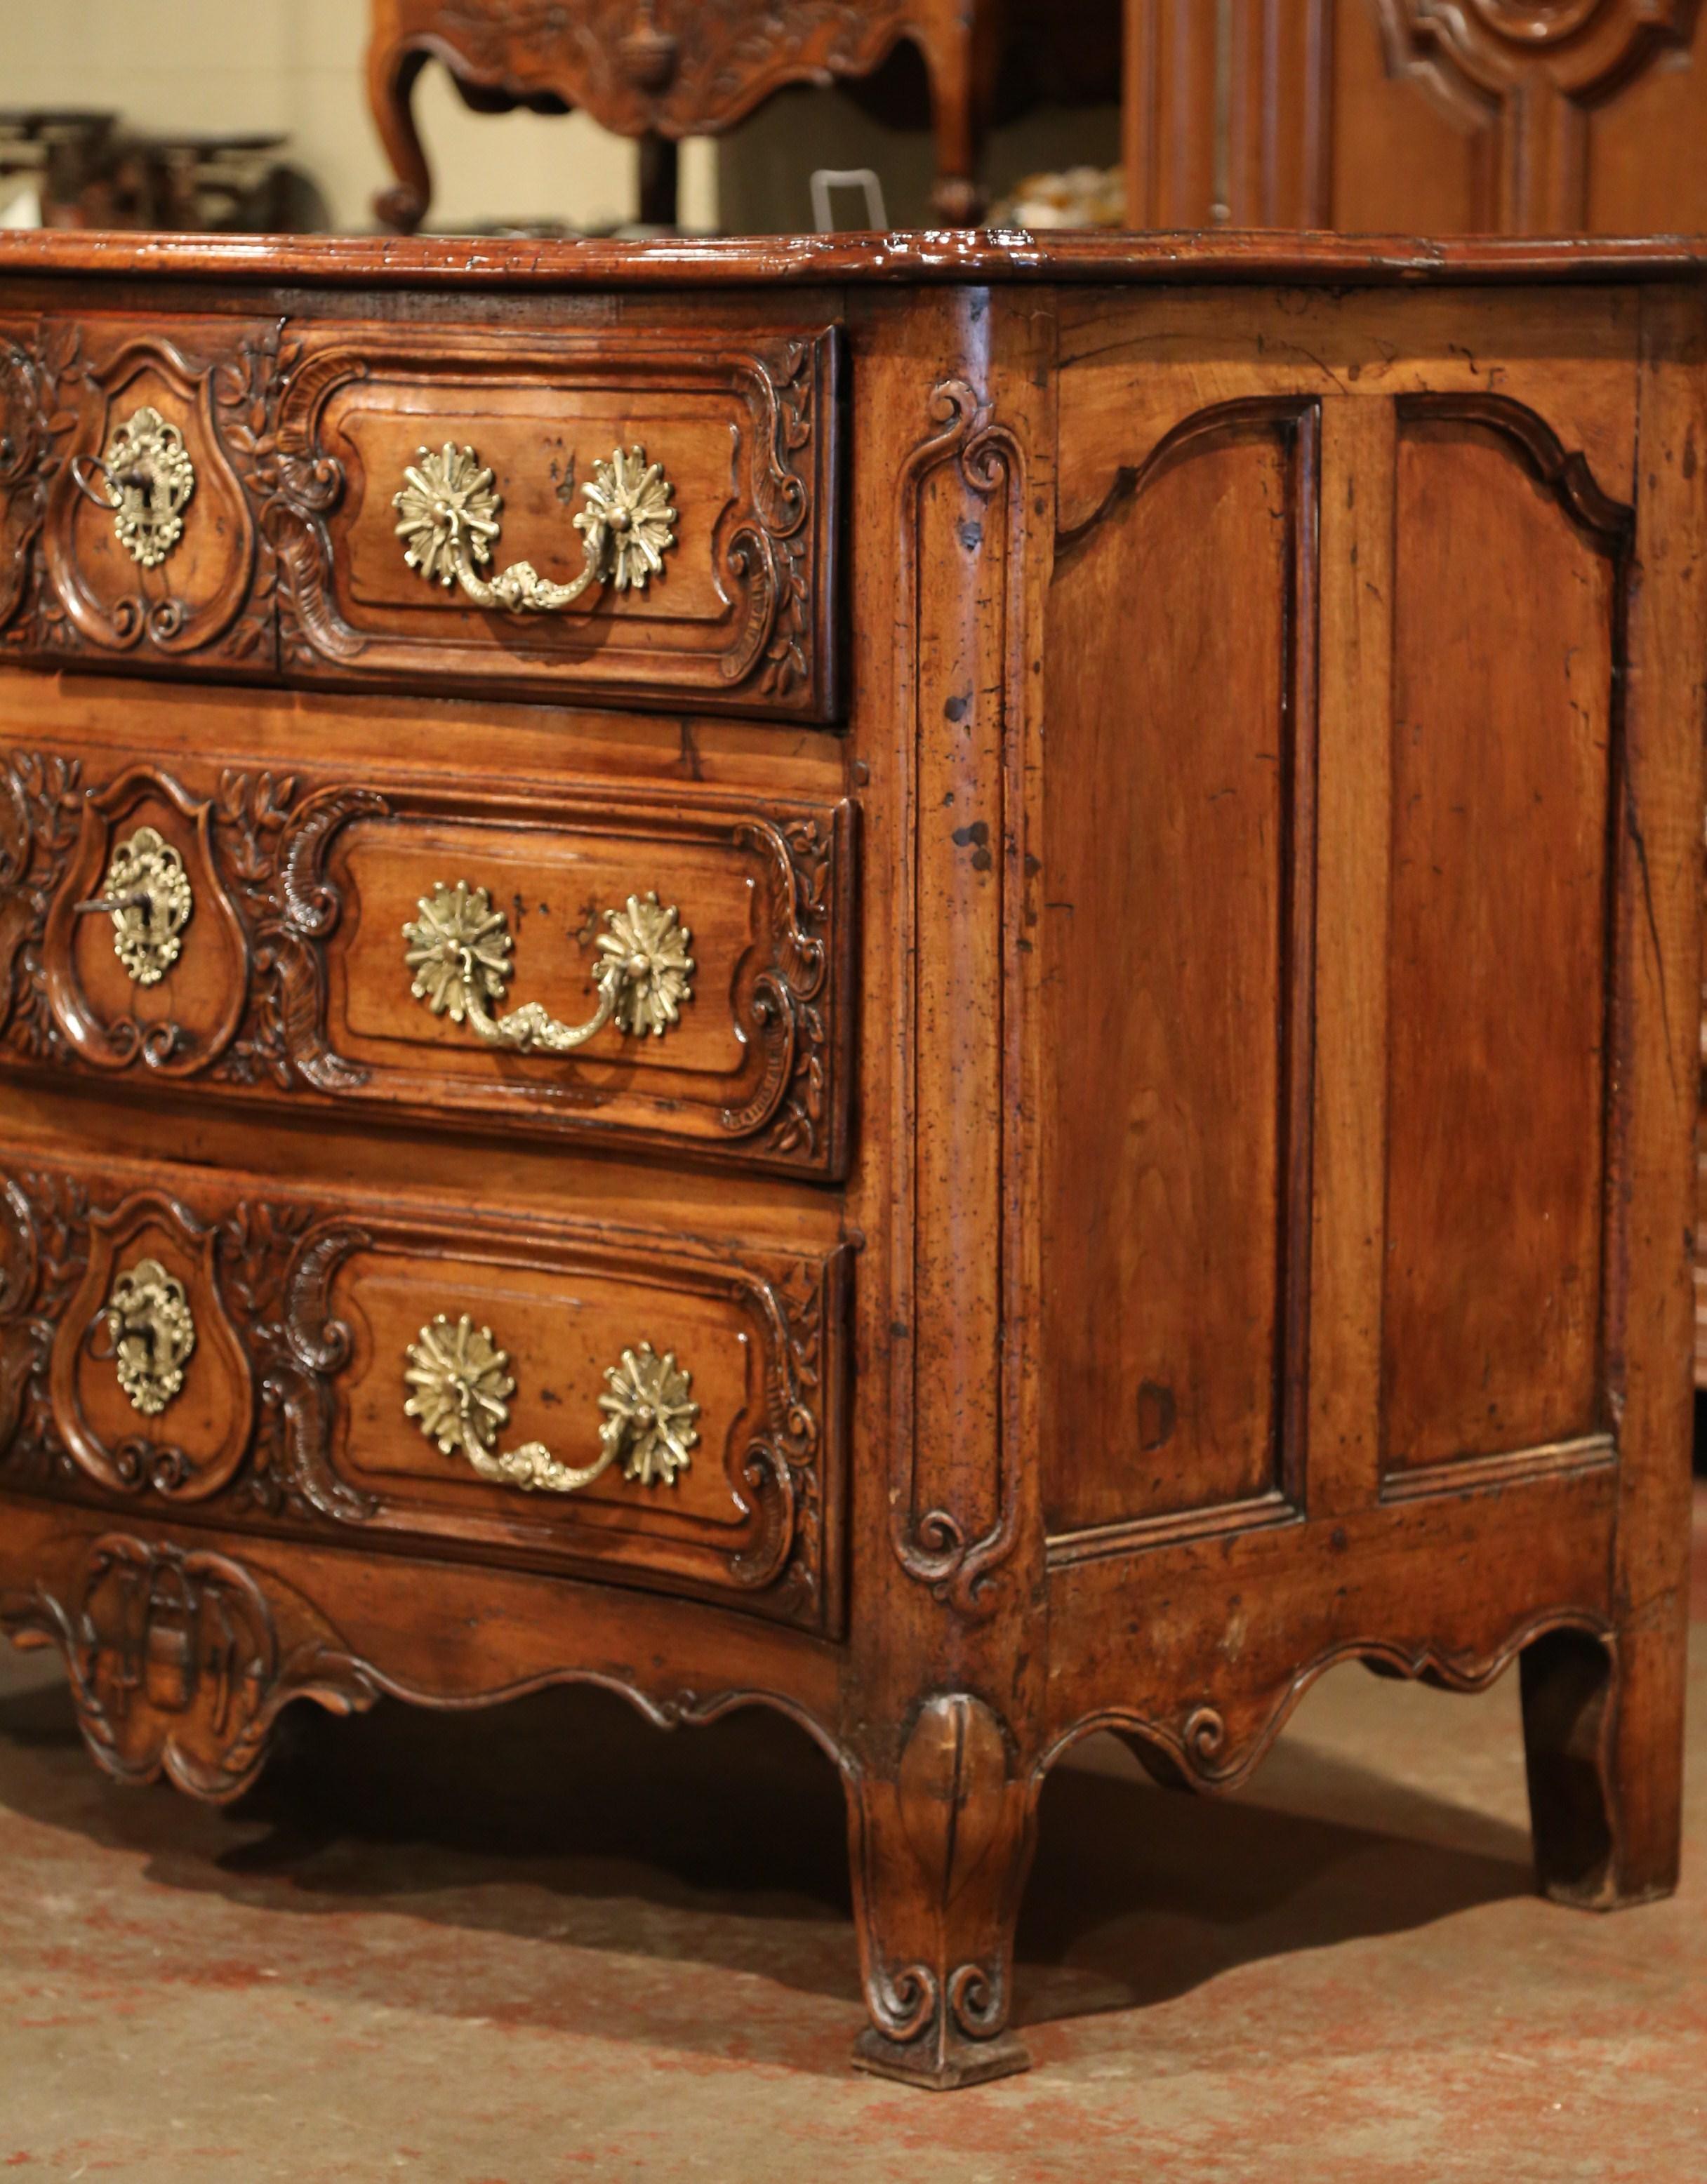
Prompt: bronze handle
<box><xmin>402</xmin><ymin>881</ymin><xmax>693</xmax><ymax>1053</ymax></box>
<box><xmin>404</xmin><ymin>1317</ymin><xmax>698</xmax><ymax>1495</ymax></box>
<box><xmin>392</xmin><ymin>441</ymin><xmax>677</xmax><ymax>613</ymax></box>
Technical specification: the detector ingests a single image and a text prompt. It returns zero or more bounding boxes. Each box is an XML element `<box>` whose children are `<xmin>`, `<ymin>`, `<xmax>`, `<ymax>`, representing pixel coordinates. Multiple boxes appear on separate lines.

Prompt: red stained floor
<box><xmin>3</xmin><ymin>1496</ymin><xmax>1706</xmax><ymax>2180</ymax></box>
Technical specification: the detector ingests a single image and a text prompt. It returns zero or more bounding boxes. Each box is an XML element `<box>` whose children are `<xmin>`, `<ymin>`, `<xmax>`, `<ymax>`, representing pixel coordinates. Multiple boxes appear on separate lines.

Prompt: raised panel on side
<box><xmin>1040</xmin><ymin>403</ymin><xmax>1317</xmax><ymax>1538</ymax></box>
<box><xmin>1382</xmin><ymin>406</ymin><xmax>1626</xmax><ymax>1476</ymax></box>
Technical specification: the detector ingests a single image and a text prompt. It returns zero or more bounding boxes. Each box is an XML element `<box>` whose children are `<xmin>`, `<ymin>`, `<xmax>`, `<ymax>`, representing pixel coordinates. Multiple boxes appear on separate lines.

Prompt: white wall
<box><xmin>0</xmin><ymin>0</ymin><xmax>718</xmax><ymax>232</ymax></box>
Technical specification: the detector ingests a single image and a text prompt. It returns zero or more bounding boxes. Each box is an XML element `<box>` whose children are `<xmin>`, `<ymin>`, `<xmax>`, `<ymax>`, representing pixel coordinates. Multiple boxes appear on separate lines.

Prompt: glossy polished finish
<box><xmin>0</xmin><ymin>231</ymin><xmax>1702</xmax><ymax>2089</ymax></box>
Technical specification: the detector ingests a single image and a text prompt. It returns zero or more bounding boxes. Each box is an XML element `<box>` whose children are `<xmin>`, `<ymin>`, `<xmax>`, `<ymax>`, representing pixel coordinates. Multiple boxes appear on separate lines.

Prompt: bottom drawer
<box><xmin>0</xmin><ymin>1155</ymin><xmax>845</xmax><ymax>1634</ymax></box>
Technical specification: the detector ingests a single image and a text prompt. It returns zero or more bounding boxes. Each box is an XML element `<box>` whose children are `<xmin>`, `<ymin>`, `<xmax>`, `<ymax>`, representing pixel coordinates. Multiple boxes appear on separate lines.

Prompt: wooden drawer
<box><xmin>0</xmin><ymin>1152</ymin><xmax>846</xmax><ymax>1633</ymax></box>
<box><xmin>0</xmin><ymin>746</ymin><xmax>854</xmax><ymax>1180</ymax></box>
<box><xmin>0</xmin><ymin>314</ymin><xmax>842</xmax><ymax>721</ymax></box>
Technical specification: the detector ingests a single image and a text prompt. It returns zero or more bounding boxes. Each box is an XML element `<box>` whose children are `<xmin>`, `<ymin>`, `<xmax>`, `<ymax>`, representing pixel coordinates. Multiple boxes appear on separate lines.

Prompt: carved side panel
<box><xmin>0</xmin><ymin>1531</ymin><xmax>380</xmax><ymax>1801</ymax></box>
<box><xmin>1040</xmin><ymin>397</ymin><xmax>1320</xmax><ymax>1540</ymax></box>
<box><xmin>1381</xmin><ymin>394</ymin><xmax>1630</xmax><ymax>1477</ymax></box>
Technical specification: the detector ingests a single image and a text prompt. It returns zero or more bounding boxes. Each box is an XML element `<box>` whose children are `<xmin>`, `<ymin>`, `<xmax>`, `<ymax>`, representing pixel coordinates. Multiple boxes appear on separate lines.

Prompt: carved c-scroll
<box><xmin>889</xmin><ymin>377</ymin><xmax>1025</xmax><ymax>1623</ymax></box>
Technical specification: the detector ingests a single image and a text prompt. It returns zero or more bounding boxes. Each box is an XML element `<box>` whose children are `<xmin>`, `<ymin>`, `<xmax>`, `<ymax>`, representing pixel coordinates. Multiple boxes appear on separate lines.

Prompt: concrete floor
<box><xmin>3</xmin><ymin>1503</ymin><xmax>1706</xmax><ymax>2181</ymax></box>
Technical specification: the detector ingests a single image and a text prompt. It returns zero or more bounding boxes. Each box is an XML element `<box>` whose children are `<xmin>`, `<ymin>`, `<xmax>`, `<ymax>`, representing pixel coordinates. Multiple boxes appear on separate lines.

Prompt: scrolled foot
<box><xmin>844</xmin><ymin>1692</ymin><xmax>1039</xmax><ymax>2089</ymax></box>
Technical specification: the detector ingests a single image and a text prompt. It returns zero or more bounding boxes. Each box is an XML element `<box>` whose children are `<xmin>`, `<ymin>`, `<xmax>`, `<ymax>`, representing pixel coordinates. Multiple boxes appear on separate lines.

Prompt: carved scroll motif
<box><xmin>0</xmin><ymin>1532</ymin><xmax>380</xmax><ymax>1801</ymax></box>
<box><xmin>889</xmin><ymin>378</ymin><xmax>1025</xmax><ymax>1623</ymax></box>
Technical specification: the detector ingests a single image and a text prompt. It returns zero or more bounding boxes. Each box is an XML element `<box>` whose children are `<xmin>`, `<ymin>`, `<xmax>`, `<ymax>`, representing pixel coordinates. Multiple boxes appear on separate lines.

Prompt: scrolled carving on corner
<box><xmin>0</xmin><ymin>1533</ymin><xmax>381</xmax><ymax>1801</ymax></box>
<box><xmin>889</xmin><ymin>376</ymin><xmax>1025</xmax><ymax>1626</ymax></box>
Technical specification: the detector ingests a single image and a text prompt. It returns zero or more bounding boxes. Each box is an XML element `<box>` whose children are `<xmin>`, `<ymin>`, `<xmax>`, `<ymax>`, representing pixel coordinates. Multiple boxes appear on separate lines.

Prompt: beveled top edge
<box><xmin>0</xmin><ymin>227</ymin><xmax>1703</xmax><ymax>291</ymax></box>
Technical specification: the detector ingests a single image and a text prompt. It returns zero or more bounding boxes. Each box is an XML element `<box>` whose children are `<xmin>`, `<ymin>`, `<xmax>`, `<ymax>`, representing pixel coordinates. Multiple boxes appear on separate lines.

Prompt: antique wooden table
<box><xmin>0</xmin><ymin>229</ymin><xmax>1701</xmax><ymax>2089</ymax></box>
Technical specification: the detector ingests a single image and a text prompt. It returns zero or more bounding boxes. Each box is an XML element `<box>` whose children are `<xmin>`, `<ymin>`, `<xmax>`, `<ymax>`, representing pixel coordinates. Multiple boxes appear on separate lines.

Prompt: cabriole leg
<box><xmin>844</xmin><ymin>1693</ymin><xmax>1038</xmax><ymax>2089</ymax></box>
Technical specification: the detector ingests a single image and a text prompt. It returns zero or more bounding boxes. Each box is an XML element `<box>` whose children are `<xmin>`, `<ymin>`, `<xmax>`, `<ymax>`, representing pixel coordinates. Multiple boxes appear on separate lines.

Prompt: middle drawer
<box><xmin>0</xmin><ymin>746</ymin><xmax>854</xmax><ymax>1180</ymax></box>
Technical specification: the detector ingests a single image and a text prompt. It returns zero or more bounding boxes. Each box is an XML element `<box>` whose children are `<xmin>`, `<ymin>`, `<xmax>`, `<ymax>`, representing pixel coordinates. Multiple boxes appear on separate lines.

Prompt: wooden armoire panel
<box><xmin>1124</xmin><ymin>0</ymin><xmax>1707</xmax><ymax>235</ymax></box>
<box><xmin>1381</xmin><ymin>408</ymin><xmax>1623</xmax><ymax>1474</ymax></box>
<box><xmin>1040</xmin><ymin>405</ymin><xmax>1316</xmax><ymax>1537</ymax></box>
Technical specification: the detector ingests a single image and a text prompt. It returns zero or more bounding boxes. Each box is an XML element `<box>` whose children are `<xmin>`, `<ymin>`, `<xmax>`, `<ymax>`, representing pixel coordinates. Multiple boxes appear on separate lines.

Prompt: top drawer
<box><xmin>0</xmin><ymin>314</ymin><xmax>842</xmax><ymax>722</ymax></box>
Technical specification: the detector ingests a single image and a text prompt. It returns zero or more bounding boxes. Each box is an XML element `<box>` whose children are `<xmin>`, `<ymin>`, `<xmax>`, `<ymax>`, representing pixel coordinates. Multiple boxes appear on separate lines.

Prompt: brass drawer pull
<box><xmin>393</xmin><ymin>441</ymin><xmax>677</xmax><ymax>614</ymax></box>
<box><xmin>404</xmin><ymin>1316</ymin><xmax>698</xmax><ymax>1496</ymax></box>
<box><xmin>403</xmin><ymin>882</ymin><xmax>693</xmax><ymax>1054</ymax></box>
<box><xmin>90</xmin><ymin>1257</ymin><xmax>197</xmax><ymax>1418</ymax></box>
<box><xmin>72</xmin><ymin>825</ymin><xmax>195</xmax><ymax>986</ymax></box>
<box><xmin>69</xmin><ymin>404</ymin><xmax>197</xmax><ymax>570</ymax></box>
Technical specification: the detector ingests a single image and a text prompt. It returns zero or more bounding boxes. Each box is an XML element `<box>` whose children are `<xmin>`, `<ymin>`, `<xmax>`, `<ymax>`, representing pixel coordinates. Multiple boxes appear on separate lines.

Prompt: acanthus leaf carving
<box><xmin>208</xmin><ymin>770</ymin><xmax>388</xmax><ymax>1093</ymax></box>
<box><xmin>723</xmin><ymin>810</ymin><xmax>837</xmax><ymax>1163</ymax></box>
<box><xmin>217</xmin><ymin>1207</ymin><xmax>376</xmax><ymax>1526</ymax></box>
<box><xmin>0</xmin><ymin>750</ymin><xmax>83</xmax><ymax>1064</ymax></box>
<box><xmin>726</xmin><ymin>1251</ymin><xmax>835</xmax><ymax>1616</ymax></box>
<box><xmin>0</xmin><ymin>755</ymin><xmax>380</xmax><ymax>1091</ymax></box>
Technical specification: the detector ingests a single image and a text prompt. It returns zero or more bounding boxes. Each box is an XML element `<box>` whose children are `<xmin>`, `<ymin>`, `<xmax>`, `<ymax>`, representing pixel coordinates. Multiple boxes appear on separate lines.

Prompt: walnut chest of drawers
<box><xmin>0</xmin><ymin>230</ymin><xmax>1702</xmax><ymax>2089</ymax></box>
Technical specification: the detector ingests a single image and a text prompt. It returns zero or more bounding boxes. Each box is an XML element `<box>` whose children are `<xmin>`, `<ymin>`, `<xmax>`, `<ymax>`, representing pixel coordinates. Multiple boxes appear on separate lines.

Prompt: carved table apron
<box><xmin>0</xmin><ymin>229</ymin><xmax>1701</xmax><ymax>2090</ymax></box>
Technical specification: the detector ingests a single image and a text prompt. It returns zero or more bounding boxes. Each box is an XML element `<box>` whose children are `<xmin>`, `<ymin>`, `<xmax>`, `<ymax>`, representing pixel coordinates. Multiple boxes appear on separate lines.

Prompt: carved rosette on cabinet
<box><xmin>0</xmin><ymin>750</ymin><xmax>851</xmax><ymax>1177</ymax></box>
<box><xmin>267</xmin><ymin>327</ymin><xmax>838</xmax><ymax>719</ymax></box>
<box><xmin>1375</xmin><ymin>0</ymin><xmax>1703</xmax><ymax>228</ymax></box>
<box><xmin>0</xmin><ymin>1531</ymin><xmax>381</xmax><ymax>1800</ymax></box>
<box><xmin>0</xmin><ymin>1163</ymin><xmax>845</xmax><ymax>1631</ymax></box>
